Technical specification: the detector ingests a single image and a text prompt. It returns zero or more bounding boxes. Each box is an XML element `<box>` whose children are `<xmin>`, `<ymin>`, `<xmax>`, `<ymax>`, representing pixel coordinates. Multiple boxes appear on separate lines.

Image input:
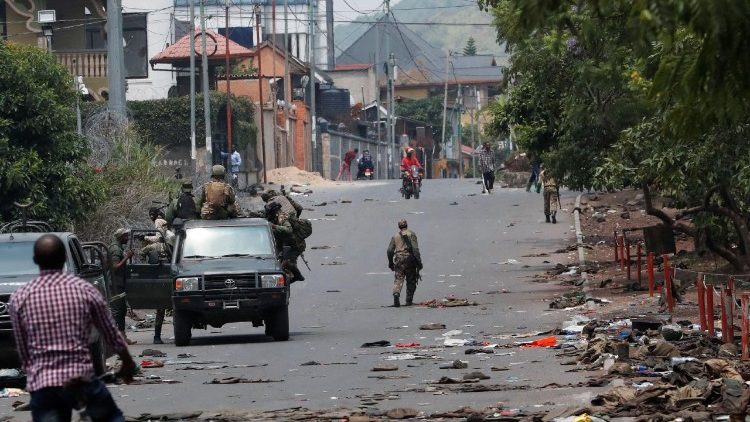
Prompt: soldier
<box><xmin>140</xmin><ymin>208</ymin><xmax>170</xmax><ymax>344</ymax></box>
<box><xmin>539</xmin><ymin>164</ymin><xmax>560</xmax><ymax>224</ymax></box>
<box><xmin>265</xmin><ymin>202</ymin><xmax>306</xmax><ymax>283</ymax></box>
<box><xmin>261</xmin><ymin>189</ymin><xmax>303</xmax><ymax>218</ymax></box>
<box><xmin>165</xmin><ymin>180</ymin><xmax>198</xmax><ymax>223</ymax></box>
<box><xmin>387</xmin><ymin>219</ymin><xmax>422</xmax><ymax>307</ymax></box>
<box><xmin>198</xmin><ymin>165</ymin><xmax>238</xmax><ymax>220</ymax></box>
<box><xmin>109</xmin><ymin>228</ymin><xmax>137</xmax><ymax>345</ymax></box>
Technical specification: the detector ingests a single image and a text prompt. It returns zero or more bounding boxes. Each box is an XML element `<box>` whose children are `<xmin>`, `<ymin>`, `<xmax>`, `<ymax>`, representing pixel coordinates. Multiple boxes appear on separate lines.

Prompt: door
<box><xmin>124</xmin><ymin>230</ymin><xmax>173</xmax><ymax>309</ymax></box>
<box><xmin>81</xmin><ymin>241</ymin><xmax>112</xmax><ymax>301</ymax></box>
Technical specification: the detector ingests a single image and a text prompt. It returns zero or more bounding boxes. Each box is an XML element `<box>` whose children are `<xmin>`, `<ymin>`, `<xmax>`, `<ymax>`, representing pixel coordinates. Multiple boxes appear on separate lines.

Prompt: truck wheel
<box><xmin>265</xmin><ymin>306</ymin><xmax>289</xmax><ymax>341</ymax></box>
<box><xmin>90</xmin><ymin>339</ymin><xmax>106</xmax><ymax>376</ymax></box>
<box><xmin>173</xmin><ymin>310</ymin><xmax>192</xmax><ymax>347</ymax></box>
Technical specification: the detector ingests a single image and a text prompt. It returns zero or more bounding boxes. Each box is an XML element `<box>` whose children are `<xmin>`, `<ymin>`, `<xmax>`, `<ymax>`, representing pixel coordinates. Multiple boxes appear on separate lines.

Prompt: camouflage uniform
<box><xmin>141</xmin><ymin>218</ymin><xmax>170</xmax><ymax>344</ymax></box>
<box><xmin>108</xmin><ymin>240</ymin><xmax>127</xmax><ymax>331</ymax></box>
<box><xmin>270</xmin><ymin>209</ymin><xmax>305</xmax><ymax>282</ymax></box>
<box><xmin>199</xmin><ymin>180</ymin><xmax>237</xmax><ymax>220</ymax></box>
<box><xmin>387</xmin><ymin>227</ymin><xmax>422</xmax><ymax>306</ymax></box>
<box><xmin>540</xmin><ymin>170</ymin><xmax>559</xmax><ymax>223</ymax></box>
<box><xmin>262</xmin><ymin>190</ymin><xmax>303</xmax><ymax>217</ymax></box>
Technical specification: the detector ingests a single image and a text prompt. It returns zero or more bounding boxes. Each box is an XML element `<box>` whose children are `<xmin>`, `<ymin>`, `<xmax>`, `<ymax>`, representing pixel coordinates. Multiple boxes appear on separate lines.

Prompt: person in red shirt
<box><xmin>400</xmin><ymin>148</ymin><xmax>422</xmax><ymax>171</ymax></box>
<box><xmin>336</xmin><ymin>148</ymin><xmax>358</xmax><ymax>181</ymax></box>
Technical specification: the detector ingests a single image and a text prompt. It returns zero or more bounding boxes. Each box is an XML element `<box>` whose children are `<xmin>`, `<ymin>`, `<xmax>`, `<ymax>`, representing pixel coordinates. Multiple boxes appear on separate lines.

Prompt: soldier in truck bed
<box><xmin>261</xmin><ymin>189</ymin><xmax>303</xmax><ymax>218</ymax></box>
<box><xmin>198</xmin><ymin>165</ymin><xmax>238</xmax><ymax>220</ymax></box>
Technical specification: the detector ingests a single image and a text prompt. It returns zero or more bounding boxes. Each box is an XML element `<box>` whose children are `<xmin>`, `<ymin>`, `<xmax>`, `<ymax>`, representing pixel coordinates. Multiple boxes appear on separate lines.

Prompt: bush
<box><xmin>0</xmin><ymin>42</ymin><xmax>105</xmax><ymax>229</ymax></box>
<box><xmin>126</xmin><ymin>92</ymin><xmax>256</xmax><ymax>150</ymax></box>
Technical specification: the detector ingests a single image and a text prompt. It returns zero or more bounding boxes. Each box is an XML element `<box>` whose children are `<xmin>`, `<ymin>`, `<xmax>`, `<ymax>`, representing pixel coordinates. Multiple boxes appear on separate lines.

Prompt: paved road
<box><xmin>3</xmin><ymin>179</ymin><xmax>602</xmax><ymax>418</ymax></box>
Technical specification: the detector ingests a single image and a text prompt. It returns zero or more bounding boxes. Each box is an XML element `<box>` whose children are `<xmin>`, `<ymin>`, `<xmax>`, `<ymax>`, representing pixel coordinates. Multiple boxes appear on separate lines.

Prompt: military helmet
<box><xmin>398</xmin><ymin>219</ymin><xmax>408</xmax><ymax>229</ymax></box>
<box><xmin>114</xmin><ymin>228</ymin><xmax>130</xmax><ymax>240</ymax></box>
<box><xmin>212</xmin><ymin>164</ymin><xmax>226</xmax><ymax>177</ymax></box>
<box><xmin>180</xmin><ymin>180</ymin><xmax>193</xmax><ymax>192</ymax></box>
<box><xmin>264</xmin><ymin>201</ymin><xmax>282</xmax><ymax>213</ymax></box>
<box><xmin>261</xmin><ymin>190</ymin><xmax>279</xmax><ymax>202</ymax></box>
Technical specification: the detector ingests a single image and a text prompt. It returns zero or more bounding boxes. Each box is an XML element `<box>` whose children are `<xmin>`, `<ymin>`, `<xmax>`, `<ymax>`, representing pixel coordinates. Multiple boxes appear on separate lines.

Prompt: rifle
<box><xmin>400</xmin><ymin>232</ymin><xmax>422</xmax><ymax>281</ymax></box>
<box><xmin>300</xmin><ymin>253</ymin><xmax>311</xmax><ymax>271</ymax></box>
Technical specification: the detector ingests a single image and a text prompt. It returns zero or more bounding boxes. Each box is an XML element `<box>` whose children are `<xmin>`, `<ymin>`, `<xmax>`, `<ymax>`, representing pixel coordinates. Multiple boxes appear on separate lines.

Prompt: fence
<box><xmin>314</xmin><ymin>129</ymin><xmax>398</xmax><ymax>180</ymax></box>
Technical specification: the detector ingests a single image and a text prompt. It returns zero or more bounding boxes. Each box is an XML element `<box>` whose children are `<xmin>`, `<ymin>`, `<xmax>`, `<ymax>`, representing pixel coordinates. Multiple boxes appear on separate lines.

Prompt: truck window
<box><xmin>182</xmin><ymin>226</ymin><xmax>274</xmax><ymax>258</ymax></box>
<box><xmin>0</xmin><ymin>242</ymin><xmax>37</xmax><ymax>276</ymax></box>
<box><xmin>69</xmin><ymin>237</ymin><xmax>85</xmax><ymax>273</ymax></box>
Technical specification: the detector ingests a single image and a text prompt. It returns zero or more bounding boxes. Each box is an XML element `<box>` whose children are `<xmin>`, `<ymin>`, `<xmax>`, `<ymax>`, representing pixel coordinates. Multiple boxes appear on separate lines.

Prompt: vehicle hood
<box><xmin>176</xmin><ymin>257</ymin><xmax>281</xmax><ymax>275</ymax></box>
<box><xmin>0</xmin><ymin>274</ymin><xmax>35</xmax><ymax>294</ymax></box>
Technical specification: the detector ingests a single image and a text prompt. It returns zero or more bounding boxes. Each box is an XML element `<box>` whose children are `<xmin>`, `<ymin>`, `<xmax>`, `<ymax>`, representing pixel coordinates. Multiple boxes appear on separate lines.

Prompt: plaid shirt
<box><xmin>9</xmin><ymin>270</ymin><xmax>128</xmax><ymax>391</ymax></box>
<box><xmin>478</xmin><ymin>148</ymin><xmax>495</xmax><ymax>173</ymax></box>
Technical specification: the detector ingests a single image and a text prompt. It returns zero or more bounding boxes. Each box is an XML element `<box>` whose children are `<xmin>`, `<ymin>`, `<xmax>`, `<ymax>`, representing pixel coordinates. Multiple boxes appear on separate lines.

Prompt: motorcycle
<box><xmin>401</xmin><ymin>165</ymin><xmax>422</xmax><ymax>199</ymax></box>
<box><xmin>357</xmin><ymin>160</ymin><xmax>375</xmax><ymax>180</ymax></box>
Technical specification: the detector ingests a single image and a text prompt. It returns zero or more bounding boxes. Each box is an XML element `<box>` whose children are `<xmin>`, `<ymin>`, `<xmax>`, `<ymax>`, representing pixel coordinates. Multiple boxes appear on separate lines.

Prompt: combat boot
<box><xmin>551</xmin><ymin>213</ymin><xmax>557</xmax><ymax>224</ymax></box>
<box><xmin>153</xmin><ymin>326</ymin><xmax>163</xmax><ymax>345</ymax></box>
<box><xmin>405</xmin><ymin>295</ymin><xmax>413</xmax><ymax>306</ymax></box>
<box><xmin>393</xmin><ymin>293</ymin><xmax>400</xmax><ymax>307</ymax></box>
<box><xmin>289</xmin><ymin>265</ymin><xmax>305</xmax><ymax>282</ymax></box>
<box><xmin>545</xmin><ymin>215</ymin><xmax>550</xmax><ymax>223</ymax></box>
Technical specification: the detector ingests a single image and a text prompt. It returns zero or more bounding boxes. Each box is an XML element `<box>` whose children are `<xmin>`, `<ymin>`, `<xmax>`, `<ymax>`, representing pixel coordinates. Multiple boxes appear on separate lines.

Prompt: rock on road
<box><xmin>2</xmin><ymin>179</ymin><xmax>604</xmax><ymax>418</ymax></box>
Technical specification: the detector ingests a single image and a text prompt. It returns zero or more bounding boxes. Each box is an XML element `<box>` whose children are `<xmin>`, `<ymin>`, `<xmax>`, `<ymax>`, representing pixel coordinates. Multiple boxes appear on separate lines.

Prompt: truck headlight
<box><xmin>261</xmin><ymin>274</ymin><xmax>285</xmax><ymax>288</ymax></box>
<box><xmin>175</xmin><ymin>277</ymin><xmax>200</xmax><ymax>291</ymax></box>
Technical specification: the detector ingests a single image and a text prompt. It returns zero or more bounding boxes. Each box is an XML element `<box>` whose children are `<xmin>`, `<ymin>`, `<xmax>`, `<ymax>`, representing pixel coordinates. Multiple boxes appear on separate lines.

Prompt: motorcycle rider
<box><xmin>400</xmin><ymin>147</ymin><xmax>423</xmax><ymax>192</ymax></box>
<box><xmin>357</xmin><ymin>149</ymin><xmax>375</xmax><ymax>179</ymax></box>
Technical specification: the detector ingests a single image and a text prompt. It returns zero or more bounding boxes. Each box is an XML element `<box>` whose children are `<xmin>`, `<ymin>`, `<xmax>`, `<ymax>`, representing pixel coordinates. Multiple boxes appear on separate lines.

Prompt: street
<box><xmin>9</xmin><ymin>179</ymin><xmax>602</xmax><ymax>418</ymax></box>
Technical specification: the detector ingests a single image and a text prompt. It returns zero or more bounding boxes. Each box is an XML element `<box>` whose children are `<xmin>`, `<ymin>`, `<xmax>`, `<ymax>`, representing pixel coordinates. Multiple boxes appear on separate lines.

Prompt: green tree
<box><xmin>0</xmin><ymin>42</ymin><xmax>104</xmax><ymax>228</ymax></box>
<box><xmin>395</xmin><ymin>95</ymin><xmax>450</xmax><ymax>147</ymax></box>
<box><xmin>463</xmin><ymin>37</ymin><xmax>478</xmax><ymax>56</ymax></box>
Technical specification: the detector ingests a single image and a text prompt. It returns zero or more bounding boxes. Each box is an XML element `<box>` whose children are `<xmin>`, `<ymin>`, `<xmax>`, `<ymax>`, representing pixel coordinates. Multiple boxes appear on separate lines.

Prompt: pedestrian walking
<box><xmin>539</xmin><ymin>165</ymin><xmax>560</xmax><ymax>224</ymax></box>
<box><xmin>109</xmin><ymin>228</ymin><xmax>137</xmax><ymax>345</ymax></box>
<box><xmin>387</xmin><ymin>219</ymin><xmax>422</xmax><ymax>307</ymax></box>
<box><xmin>9</xmin><ymin>234</ymin><xmax>136</xmax><ymax>421</ymax></box>
<box><xmin>335</xmin><ymin>148</ymin><xmax>358</xmax><ymax>182</ymax></box>
<box><xmin>478</xmin><ymin>142</ymin><xmax>496</xmax><ymax>194</ymax></box>
<box><xmin>526</xmin><ymin>157</ymin><xmax>541</xmax><ymax>193</ymax></box>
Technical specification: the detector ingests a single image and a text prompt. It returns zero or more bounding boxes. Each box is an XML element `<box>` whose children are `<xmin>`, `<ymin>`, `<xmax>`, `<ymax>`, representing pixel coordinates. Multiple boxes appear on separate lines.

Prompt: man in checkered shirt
<box><xmin>9</xmin><ymin>234</ymin><xmax>136</xmax><ymax>421</ymax></box>
<box><xmin>478</xmin><ymin>142</ymin><xmax>496</xmax><ymax>194</ymax></box>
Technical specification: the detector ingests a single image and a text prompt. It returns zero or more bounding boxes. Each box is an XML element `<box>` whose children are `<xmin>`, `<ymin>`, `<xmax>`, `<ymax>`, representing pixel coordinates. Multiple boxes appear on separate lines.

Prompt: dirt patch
<box><xmin>266</xmin><ymin>167</ymin><xmax>336</xmax><ymax>187</ymax></box>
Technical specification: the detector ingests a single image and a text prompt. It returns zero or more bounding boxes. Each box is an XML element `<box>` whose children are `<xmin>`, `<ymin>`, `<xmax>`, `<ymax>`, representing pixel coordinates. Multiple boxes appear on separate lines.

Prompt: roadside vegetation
<box><xmin>481</xmin><ymin>0</ymin><xmax>750</xmax><ymax>270</ymax></box>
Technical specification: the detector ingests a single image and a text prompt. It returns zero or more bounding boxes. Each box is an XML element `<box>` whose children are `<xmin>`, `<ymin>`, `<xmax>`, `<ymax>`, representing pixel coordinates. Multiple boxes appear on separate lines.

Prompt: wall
<box><xmin>327</xmin><ymin>67</ymin><xmax>376</xmax><ymax>105</ymax></box>
<box><xmin>316</xmin><ymin>129</ymin><xmax>396</xmax><ymax>181</ymax></box>
<box><xmin>4</xmin><ymin>3</ymin><xmax>40</xmax><ymax>45</ymax></box>
<box><xmin>393</xmin><ymin>85</ymin><xmax>429</xmax><ymax>101</ymax></box>
<box><xmin>123</xmin><ymin>0</ymin><xmax>175</xmax><ymax>100</ymax></box>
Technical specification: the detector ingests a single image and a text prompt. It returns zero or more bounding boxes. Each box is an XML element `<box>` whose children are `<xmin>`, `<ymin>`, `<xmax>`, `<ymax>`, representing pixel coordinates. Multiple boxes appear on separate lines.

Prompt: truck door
<box><xmin>124</xmin><ymin>230</ymin><xmax>173</xmax><ymax>309</ymax></box>
<box><xmin>68</xmin><ymin>236</ymin><xmax>107</xmax><ymax>299</ymax></box>
<box><xmin>81</xmin><ymin>241</ymin><xmax>112</xmax><ymax>300</ymax></box>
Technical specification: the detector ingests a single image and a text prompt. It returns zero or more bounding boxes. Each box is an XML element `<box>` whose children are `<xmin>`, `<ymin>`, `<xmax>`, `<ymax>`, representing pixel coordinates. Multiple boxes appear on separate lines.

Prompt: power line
<box><xmin>388</xmin><ymin>10</ymin><xmax>433</xmax><ymax>83</ymax></box>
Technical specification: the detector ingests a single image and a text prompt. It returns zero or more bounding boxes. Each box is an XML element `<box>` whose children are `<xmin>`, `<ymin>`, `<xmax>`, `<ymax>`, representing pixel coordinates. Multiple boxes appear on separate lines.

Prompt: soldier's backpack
<box><xmin>290</xmin><ymin>217</ymin><xmax>313</xmax><ymax>240</ymax></box>
<box><xmin>176</xmin><ymin>193</ymin><xmax>197</xmax><ymax>219</ymax></box>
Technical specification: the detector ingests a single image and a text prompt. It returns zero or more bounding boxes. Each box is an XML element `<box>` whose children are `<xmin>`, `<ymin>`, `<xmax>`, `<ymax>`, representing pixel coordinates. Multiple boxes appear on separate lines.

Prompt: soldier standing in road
<box><xmin>539</xmin><ymin>164</ymin><xmax>560</xmax><ymax>224</ymax></box>
<box><xmin>387</xmin><ymin>219</ymin><xmax>422</xmax><ymax>307</ymax></box>
<box><xmin>109</xmin><ymin>228</ymin><xmax>137</xmax><ymax>345</ymax></box>
<box><xmin>198</xmin><ymin>165</ymin><xmax>238</xmax><ymax>220</ymax></box>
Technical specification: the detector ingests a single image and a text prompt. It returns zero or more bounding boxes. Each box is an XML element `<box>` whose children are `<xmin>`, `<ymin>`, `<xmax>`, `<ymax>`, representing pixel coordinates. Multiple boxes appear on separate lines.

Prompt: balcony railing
<box><xmin>55</xmin><ymin>50</ymin><xmax>108</xmax><ymax>78</ymax></box>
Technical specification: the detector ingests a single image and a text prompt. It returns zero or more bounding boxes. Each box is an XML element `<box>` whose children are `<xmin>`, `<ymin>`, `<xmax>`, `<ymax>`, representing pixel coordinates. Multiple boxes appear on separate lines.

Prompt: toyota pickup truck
<box><xmin>0</xmin><ymin>220</ymin><xmax>112</xmax><ymax>373</ymax></box>
<box><xmin>125</xmin><ymin>218</ymin><xmax>290</xmax><ymax>346</ymax></box>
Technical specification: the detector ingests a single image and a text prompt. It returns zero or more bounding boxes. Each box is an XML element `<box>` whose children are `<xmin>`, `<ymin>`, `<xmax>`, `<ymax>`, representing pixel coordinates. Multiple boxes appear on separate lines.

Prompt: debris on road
<box><xmin>205</xmin><ymin>377</ymin><xmax>283</xmax><ymax>384</ymax></box>
<box><xmin>371</xmin><ymin>364</ymin><xmax>399</xmax><ymax>372</ymax></box>
<box><xmin>416</xmin><ymin>297</ymin><xmax>478</xmax><ymax>308</ymax></box>
<box><xmin>462</xmin><ymin>371</ymin><xmax>490</xmax><ymax>381</ymax></box>
<box><xmin>361</xmin><ymin>340</ymin><xmax>391</xmax><ymax>348</ymax></box>
<box><xmin>140</xmin><ymin>359</ymin><xmax>164</xmax><ymax>368</ymax></box>
<box><xmin>439</xmin><ymin>360</ymin><xmax>468</xmax><ymax>369</ymax></box>
<box><xmin>419</xmin><ymin>323</ymin><xmax>447</xmax><ymax>330</ymax></box>
<box><xmin>140</xmin><ymin>349</ymin><xmax>167</xmax><ymax>357</ymax></box>
<box><xmin>395</xmin><ymin>342</ymin><xmax>421</xmax><ymax>348</ymax></box>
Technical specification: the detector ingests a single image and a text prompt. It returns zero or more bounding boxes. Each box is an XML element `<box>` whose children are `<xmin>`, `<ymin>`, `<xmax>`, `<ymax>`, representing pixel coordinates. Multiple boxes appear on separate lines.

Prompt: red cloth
<box><xmin>400</xmin><ymin>156</ymin><xmax>422</xmax><ymax>171</ymax></box>
<box><xmin>9</xmin><ymin>270</ymin><xmax>128</xmax><ymax>391</ymax></box>
<box><xmin>343</xmin><ymin>150</ymin><xmax>357</xmax><ymax>165</ymax></box>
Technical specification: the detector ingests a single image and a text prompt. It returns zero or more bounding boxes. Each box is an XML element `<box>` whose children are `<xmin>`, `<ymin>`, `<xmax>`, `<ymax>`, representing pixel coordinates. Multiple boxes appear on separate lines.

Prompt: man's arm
<box><xmin>8</xmin><ymin>296</ymin><xmax>30</xmax><ymax>369</ymax></box>
<box><xmin>86</xmin><ymin>284</ymin><xmax>136</xmax><ymax>381</ymax></box>
<box><xmin>109</xmin><ymin>246</ymin><xmax>133</xmax><ymax>271</ymax></box>
<box><xmin>387</xmin><ymin>237</ymin><xmax>395</xmax><ymax>269</ymax></box>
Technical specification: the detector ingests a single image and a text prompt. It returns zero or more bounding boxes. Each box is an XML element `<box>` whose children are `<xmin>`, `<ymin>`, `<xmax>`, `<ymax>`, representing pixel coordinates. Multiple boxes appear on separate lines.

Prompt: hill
<box><xmin>334</xmin><ymin>0</ymin><xmax>507</xmax><ymax>62</ymax></box>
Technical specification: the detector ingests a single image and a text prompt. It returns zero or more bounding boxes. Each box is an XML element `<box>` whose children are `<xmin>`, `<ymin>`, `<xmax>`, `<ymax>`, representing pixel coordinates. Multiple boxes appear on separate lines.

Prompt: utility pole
<box><xmin>325</xmin><ymin>0</ymin><xmax>334</xmax><ymax>70</ymax></box>
<box><xmin>385</xmin><ymin>0</ymin><xmax>392</xmax><ymax>177</ymax></box>
<box><xmin>272</xmin><ymin>0</ymin><xmax>278</xmax><ymax>167</ymax></box>
<box><xmin>189</xmin><ymin>0</ymin><xmax>197</xmax><ymax>180</ymax></box>
<box><xmin>374</xmin><ymin>18</ymin><xmax>382</xmax><ymax>177</ymax></box>
<box><xmin>471</xmin><ymin>85</ymin><xmax>478</xmax><ymax>178</ymax></box>
<box><xmin>284</xmin><ymin>0</ymin><xmax>291</xmax><ymax>166</ymax></box>
<box><xmin>456</xmin><ymin>84</ymin><xmax>463</xmax><ymax>178</ymax></box>
<box><xmin>255</xmin><ymin>5</ymin><xmax>267</xmax><ymax>183</ymax></box>
<box><xmin>389</xmin><ymin>52</ymin><xmax>396</xmax><ymax>162</ymax></box>
<box><xmin>309</xmin><ymin>0</ymin><xmax>317</xmax><ymax>169</ymax></box>
<box><xmin>200</xmin><ymin>0</ymin><xmax>212</xmax><ymax>176</ymax></box>
<box><xmin>225</xmin><ymin>0</ymin><xmax>233</xmax><ymax>154</ymax></box>
<box><xmin>440</xmin><ymin>50</ymin><xmax>450</xmax><ymax>159</ymax></box>
<box><xmin>106</xmin><ymin>0</ymin><xmax>126</xmax><ymax>119</ymax></box>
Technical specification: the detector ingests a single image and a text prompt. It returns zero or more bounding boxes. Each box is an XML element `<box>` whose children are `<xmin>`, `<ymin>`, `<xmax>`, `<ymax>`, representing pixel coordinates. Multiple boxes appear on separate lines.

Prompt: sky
<box><xmin>332</xmin><ymin>0</ymin><xmax>402</xmax><ymax>23</ymax></box>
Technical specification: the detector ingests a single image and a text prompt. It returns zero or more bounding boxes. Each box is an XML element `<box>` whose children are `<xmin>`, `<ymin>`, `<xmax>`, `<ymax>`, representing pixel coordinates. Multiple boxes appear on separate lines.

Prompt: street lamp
<box><xmin>37</xmin><ymin>10</ymin><xmax>56</xmax><ymax>52</ymax></box>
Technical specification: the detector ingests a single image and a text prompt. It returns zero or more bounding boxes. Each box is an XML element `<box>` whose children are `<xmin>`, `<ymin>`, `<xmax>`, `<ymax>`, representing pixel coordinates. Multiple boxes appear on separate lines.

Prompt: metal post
<box><xmin>619</xmin><ymin>235</ymin><xmax>625</xmax><ymax>270</ymax></box>
<box><xmin>625</xmin><ymin>238</ymin><xmax>631</xmax><ymax>281</ymax></box>
<box><xmin>707</xmin><ymin>283</ymin><xmax>716</xmax><ymax>337</ymax></box>
<box><xmin>664</xmin><ymin>255</ymin><xmax>673</xmax><ymax>313</ymax></box>
<box><xmin>724</xmin><ymin>287</ymin><xmax>734</xmax><ymax>343</ymax></box>
<box><xmin>647</xmin><ymin>252</ymin><xmax>655</xmax><ymax>297</ymax></box>
<box><xmin>456</xmin><ymin>84</ymin><xmax>463</xmax><ymax>178</ymax></box>
<box><xmin>742</xmin><ymin>293</ymin><xmax>749</xmax><ymax>360</ymax></box>
<box><xmin>106</xmin><ymin>0</ymin><xmax>126</xmax><ymax>119</ymax></box>
<box><xmin>189</xmin><ymin>0</ymin><xmax>197</xmax><ymax>179</ymax></box>
<box><xmin>74</xmin><ymin>74</ymin><xmax>82</xmax><ymax>135</ymax></box>
<box><xmin>471</xmin><ymin>88</ymin><xmax>477</xmax><ymax>177</ymax></box>
<box><xmin>308</xmin><ymin>0</ymin><xmax>317</xmax><ymax>171</ymax></box>
<box><xmin>697</xmin><ymin>275</ymin><xmax>706</xmax><ymax>332</ymax></box>
<box><xmin>614</xmin><ymin>231</ymin><xmax>619</xmax><ymax>262</ymax></box>
<box><xmin>200</xmin><ymin>0</ymin><xmax>213</xmax><ymax>176</ymax></box>
<box><xmin>325</xmin><ymin>0</ymin><xmax>334</xmax><ymax>70</ymax></box>
<box><xmin>374</xmin><ymin>19</ymin><xmax>382</xmax><ymax>176</ymax></box>
<box><xmin>440</xmin><ymin>51</ymin><xmax>450</xmax><ymax>159</ymax></box>
<box><xmin>225</xmin><ymin>0</ymin><xmax>233</xmax><ymax>154</ymax></box>
<box><xmin>636</xmin><ymin>242</ymin><xmax>642</xmax><ymax>285</ymax></box>
<box><xmin>255</xmin><ymin>6</ymin><xmax>267</xmax><ymax>183</ymax></box>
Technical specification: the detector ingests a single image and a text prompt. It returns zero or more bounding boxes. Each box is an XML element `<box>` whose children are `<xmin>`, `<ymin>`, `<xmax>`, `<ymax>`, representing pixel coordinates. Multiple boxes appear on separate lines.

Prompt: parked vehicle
<box><xmin>0</xmin><ymin>220</ymin><xmax>112</xmax><ymax>374</ymax></box>
<box><xmin>125</xmin><ymin>218</ymin><xmax>291</xmax><ymax>346</ymax></box>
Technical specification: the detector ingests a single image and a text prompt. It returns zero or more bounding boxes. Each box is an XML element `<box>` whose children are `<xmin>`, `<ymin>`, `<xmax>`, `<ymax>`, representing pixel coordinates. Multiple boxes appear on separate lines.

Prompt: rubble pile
<box><xmin>266</xmin><ymin>167</ymin><xmax>335</xmax><ymax>187</ymax></box>
<box><xmin>557</xmin><ymin>314</ymin><xmax>750</xmax><ymax>419</ymax></box>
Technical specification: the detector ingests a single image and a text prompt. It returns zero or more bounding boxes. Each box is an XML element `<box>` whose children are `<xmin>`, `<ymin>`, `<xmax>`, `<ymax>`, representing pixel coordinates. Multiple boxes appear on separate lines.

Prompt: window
<box><xmin>0</xmin><ymin>5</ymin><xmax>6</xmax><ymax>40</ymax></box>
<box><xmin>84</xmin><ymin>13</ymin><xmax>148</xmax><ymax>78</ymax></box>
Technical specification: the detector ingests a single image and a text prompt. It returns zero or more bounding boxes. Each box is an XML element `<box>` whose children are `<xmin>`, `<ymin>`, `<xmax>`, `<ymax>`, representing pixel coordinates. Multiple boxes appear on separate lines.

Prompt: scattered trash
<box><xmin>371</xmin><ymin>364</ymin><xmax>399</xmax><ymax>372</ymax></box>
<box><xmin>385</xmin><ymin>408</ymin><xmax>419</xmax><ymax>419</ymax></box>
<box><xmin>321</xmin><ymin>261</ymin><xmax>346</xmax><ymax>265</ymax></box>
<box><xmin>439</xmin><ymin>360</ymin><xmax>468</xmax><ymax>369</ymax></box>
<box><xmin>463</xmin><ymin>371</ymin><xmax>490</xmax><ymax>381</ymax></box>
<box><xmin>300</xmin><ymin>361</ymin><xmax>321</xmax><ymax>366</ymax></box>
<box><xmin>519</xmin><ymin>336</ymin><xmax>557</xmax><ymax>348</ymax></box>
<box><xmin>395</xmin><ymin>342</ymin><xmax>421</xmax><ymax>348</ymax></box>
<box><xmin>310</xmin><ymin>245</ymin><xmax>332</xmax><ymax>250</ymax></box>
<box><xmin>0</xmin><ymin>369</ymin><xmax>21</xmax><ymax>378</ymax></box>
<box><xmin>385</xmin><ymin>354</ymin><xmax>437</xmax><ymax>361</ymax></box>
<box><xmin>205</xmin><ymin>377</ymin><xmax>283</xmax><ymax>384</ymax></box>
<box><xmin>442</xmin><ymin>329</ymin><xmax>464</xmax><ymax>337</ymax></box>
<box><xmin>140</xmin><ymin>349</ymin><xmax>167</xmax><ymax>357</ymax></box>
<box><xmin>140</xmin><ymin>359</ymin><xmax>164</xmax><ymax>368</ymax></box>
<box><xmin>417</xmin><ymin>297</ymin><xmax>478</xmax><ymax>308</ymax></box>
<box><xmin>449</xmin><ymin>202</ymin><xmax>459</xmax><ymax>206</ymax></box>
<box><xmin>444</xmin><ymin>338</ymin><xmax>469</xmax><ymax>347</ymax></box>
<box><xmin>0</xmin><ymin>388</ymin><xmax>26</xmax><ymax>398</ymax></box>
<box><xmin>361</xmin><ymin>340</ymin><xmax>391</xmax><ymax>348</ymax></box>
<box><xmin>419</xmin><ymin>323</ymin><xmax>446</xmax><ymax>330</ymax></box>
